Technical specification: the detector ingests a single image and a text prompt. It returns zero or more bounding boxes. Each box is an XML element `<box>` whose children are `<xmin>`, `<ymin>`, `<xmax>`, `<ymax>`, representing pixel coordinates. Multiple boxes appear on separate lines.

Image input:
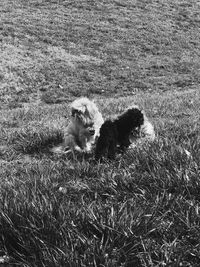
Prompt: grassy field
<box><xmin>1</xmin><ymin>0</ymin><xmax>200</xmax><ymax>109</ymax></box>
<box><xmin>0</xmin><ymin>0</ymin><xmax>200</xmax><ymax>266</ymax></box>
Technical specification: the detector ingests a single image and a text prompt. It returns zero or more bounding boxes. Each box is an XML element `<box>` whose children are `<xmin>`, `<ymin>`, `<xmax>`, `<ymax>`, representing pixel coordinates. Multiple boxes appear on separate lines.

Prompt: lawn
<box><xmin>0</xmin><ymin>0</ymin><xmax>200</xmax><ymax>109</ymax></box>
<box><xmin>0</xmin><ymin>0</ymin><xmax>200</xmax><ymax>266</ymax></box>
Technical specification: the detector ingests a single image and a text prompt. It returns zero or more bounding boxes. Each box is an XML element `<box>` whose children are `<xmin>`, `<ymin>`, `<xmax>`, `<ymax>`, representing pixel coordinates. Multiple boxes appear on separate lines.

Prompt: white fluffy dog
<box><xmin>128</xmin><ymin>105</ymin><xmax>155</xmax><ymax>146</ymax></box>
<box><xmin>52</xmin><ymin>97</ymin><xmax>104</xmax><ymax>154</ymax></box>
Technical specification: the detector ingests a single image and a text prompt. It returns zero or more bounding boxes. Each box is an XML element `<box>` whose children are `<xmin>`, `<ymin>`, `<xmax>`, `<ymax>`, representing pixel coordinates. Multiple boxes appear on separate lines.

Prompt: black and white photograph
<box><xmin>0</xmin><ymin>0</ymin><xmax>200</xmax><ymax>266</ymax></box>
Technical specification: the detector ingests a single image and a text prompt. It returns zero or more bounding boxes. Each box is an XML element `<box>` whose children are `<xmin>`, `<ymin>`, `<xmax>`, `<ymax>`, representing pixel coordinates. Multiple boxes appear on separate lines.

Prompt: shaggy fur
<box><xmin>129</xmin><ymin>108</ymin><xmax>155</xmax><ymax>146</ymax></box>
<box><xmin>51</xmin><ymin>97</ymin><xmax>104</xmax><ymax>154</ymax></box>
<box><xmin>95</xmin><ymin>107</ymin><xmax>144</xmax><ymax>160</ymax></box>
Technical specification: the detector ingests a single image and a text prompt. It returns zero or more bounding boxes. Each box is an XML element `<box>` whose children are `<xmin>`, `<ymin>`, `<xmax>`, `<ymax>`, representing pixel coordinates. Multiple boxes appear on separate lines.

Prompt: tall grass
<box><xmin>0</xmin><ymin>89</ymin><xmax>200</xmax><ymax>266</ymax></box>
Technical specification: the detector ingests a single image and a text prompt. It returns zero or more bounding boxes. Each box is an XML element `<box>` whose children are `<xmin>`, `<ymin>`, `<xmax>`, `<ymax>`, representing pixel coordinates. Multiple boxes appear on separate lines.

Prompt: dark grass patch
<box><xmin>10</xmin><ymin>126</ymin><xmax>64</xmax><ymax>155</ymax></box>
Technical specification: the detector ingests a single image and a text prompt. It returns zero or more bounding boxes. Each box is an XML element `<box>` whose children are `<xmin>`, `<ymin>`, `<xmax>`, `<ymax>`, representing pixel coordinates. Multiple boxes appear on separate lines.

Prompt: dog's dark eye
<box><xmin>86</xmin><ymin>123</ymin><xmax>94</xmax><ymax>128</ymax></box>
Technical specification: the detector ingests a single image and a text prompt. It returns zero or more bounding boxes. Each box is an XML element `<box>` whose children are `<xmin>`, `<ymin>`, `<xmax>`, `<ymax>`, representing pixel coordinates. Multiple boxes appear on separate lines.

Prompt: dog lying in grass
<box><xmin>95</xmin><ymin>106</ymin><xmax>144</xmax><ymax>160</ymax></box>
<box><xmin>95</xmin><ymin>105</ymin><xmax>156</xmax><ymax>160</ymax></box>
<box><xmin>51</xmin><ymin>97</ymin><xmax>104</xmax><ymax>154</ymax></box>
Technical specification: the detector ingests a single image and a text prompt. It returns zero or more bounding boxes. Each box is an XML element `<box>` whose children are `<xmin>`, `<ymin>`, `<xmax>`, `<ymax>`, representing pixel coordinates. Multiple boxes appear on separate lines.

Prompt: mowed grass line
<box><xmin>0</xmin><ymin>0</ymin><xmax>200</xmax><ymax>109</ymax></box>
<box><xmin>0</xmin><ymin>89</ymin><xmax>200</xmax><ymax>266</ymax></box>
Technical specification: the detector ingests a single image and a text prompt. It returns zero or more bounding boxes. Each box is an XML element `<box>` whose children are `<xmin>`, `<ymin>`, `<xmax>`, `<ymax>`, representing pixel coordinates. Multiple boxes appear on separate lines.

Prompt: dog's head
<box><xmin>117</xmin><ymin>107</ymin><xmax>144</xmax><ymax>133</ymax></box>
<box><xmin>128</xmin><ymin>108</ymin><xmax>144</xmax><ymax>128</ymax></box>
<box><xmin>71</xmin><ymin>97</ymin><xmax>100</xmax><ymax>135</ymax></box>
<box><xmin>85</xmin><ymin>122</ymin><xmax>96</xmax><ymax>136</ymax></box>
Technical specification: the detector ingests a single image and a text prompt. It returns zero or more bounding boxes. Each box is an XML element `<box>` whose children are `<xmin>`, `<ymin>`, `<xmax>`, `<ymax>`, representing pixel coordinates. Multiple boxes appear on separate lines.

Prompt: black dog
<box><xmin>95</xmin><ymin>107</ymin><xmax>144</xmax><ymax>160</ymax></box>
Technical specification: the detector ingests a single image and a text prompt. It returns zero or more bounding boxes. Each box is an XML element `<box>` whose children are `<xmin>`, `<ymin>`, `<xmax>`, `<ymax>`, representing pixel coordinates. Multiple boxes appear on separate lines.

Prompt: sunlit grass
<box><xmin>0</xmin><ymin>0</ymin><xmax>200</xmax><ymax>108</ymax></box>
<box><xmin>0</xmin><ymin>89</ymin><xmax>200</xmax><ymax>266</ymax></box>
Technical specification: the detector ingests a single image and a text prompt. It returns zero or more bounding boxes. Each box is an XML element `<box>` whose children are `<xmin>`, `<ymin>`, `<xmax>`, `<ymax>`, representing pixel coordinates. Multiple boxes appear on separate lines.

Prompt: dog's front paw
<box><xmin>82</xmin><ymin>143</ymin><xmax>92</xmax><ymax>153</ymax></box>
<box><xmin>50</xmin><ymin>146</ymin><xmax>65</xmax><ymax>154</ymax></box>
<box><xmin>74</xmin><ymin>145</ymin><xmax>84</xmax><ymax>153</ymax></box>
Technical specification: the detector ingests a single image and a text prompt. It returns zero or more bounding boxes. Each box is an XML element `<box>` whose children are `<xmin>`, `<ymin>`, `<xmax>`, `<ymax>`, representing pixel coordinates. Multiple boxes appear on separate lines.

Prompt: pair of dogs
<box><xmin>52</xmin><ymin>97</ymin><xmax>155</xmax><ymax>160</ymax></box>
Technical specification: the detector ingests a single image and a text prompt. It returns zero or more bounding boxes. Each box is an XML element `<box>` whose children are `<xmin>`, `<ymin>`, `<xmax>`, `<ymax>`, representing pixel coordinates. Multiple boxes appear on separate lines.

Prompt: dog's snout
<box><xmin>89</xmin><ymin>129</ymin><xmax>95</xmax><ymax>135</ymax></box>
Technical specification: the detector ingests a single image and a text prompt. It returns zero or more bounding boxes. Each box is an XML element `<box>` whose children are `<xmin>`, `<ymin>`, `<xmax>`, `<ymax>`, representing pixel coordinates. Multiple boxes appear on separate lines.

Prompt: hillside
<box><xmin>1</xmin><ymin>0</ymin><xmax>200</xmax><ymax>109</ymax></box>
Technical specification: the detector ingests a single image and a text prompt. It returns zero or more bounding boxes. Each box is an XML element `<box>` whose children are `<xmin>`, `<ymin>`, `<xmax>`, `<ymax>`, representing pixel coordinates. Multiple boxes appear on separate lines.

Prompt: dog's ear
<box><xmin>71</xmin><ymin>108</ymin><xmax>78</xmax><ymax>117</ymax></box>
<box><xmin>71</xmin><ymin>108</ymin><xmax>83</xmax><ymax>122</ymax></box>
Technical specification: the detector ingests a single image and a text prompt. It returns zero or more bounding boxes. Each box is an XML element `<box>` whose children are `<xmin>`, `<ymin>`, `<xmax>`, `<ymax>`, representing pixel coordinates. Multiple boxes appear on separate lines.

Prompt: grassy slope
<box><xmin>0</xmin><ymin>0</ymin><xmax>200</xmax><ymax>108</ymax></box>
<box><xmin>0</xmin><ymin>0</ymin><xmax>200</xmax><ymax>266</ymax></box>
